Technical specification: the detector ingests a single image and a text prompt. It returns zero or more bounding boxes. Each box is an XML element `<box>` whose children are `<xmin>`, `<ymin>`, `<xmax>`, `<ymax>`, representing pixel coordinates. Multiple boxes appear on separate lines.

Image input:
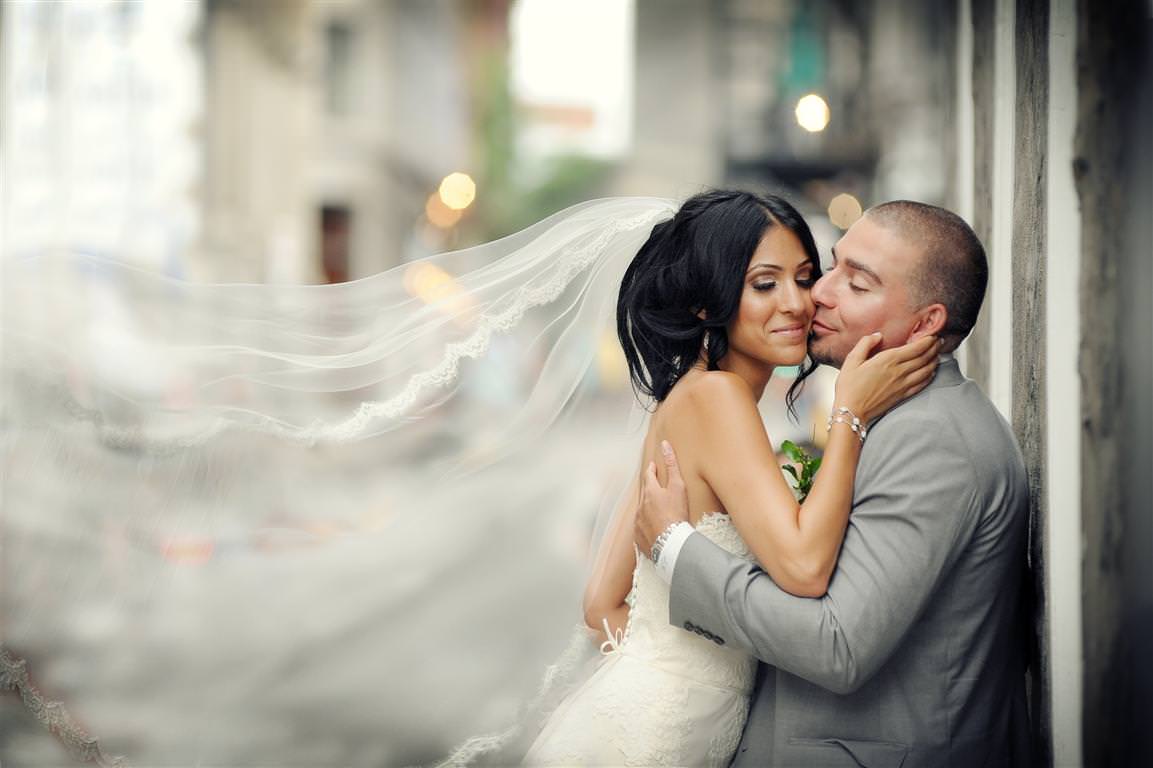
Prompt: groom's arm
<box><xmin>667</xmin><ymin>410</ymin><xmax>983</xmax><ymax>694</ymax></box>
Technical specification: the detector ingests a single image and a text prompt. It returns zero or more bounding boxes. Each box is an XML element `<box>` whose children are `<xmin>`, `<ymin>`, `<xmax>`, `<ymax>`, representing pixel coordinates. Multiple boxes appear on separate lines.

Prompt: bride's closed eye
<box><xmin>753</xmin><ymin>275</ymin><xmax>814</xmax><ymax>291</ymax></box>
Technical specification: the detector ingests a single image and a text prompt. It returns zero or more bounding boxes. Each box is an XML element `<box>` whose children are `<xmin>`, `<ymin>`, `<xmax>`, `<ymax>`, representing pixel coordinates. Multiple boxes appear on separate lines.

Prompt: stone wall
<box><xmin>1010</xmin><ymin>1</ymin><xmax>1050</xmax><ymax>763</ymax></box>
<box><xmin>1076</xmin><ymin>0</ymin><xmax>1153</xmax><ymax>763</ymax></box>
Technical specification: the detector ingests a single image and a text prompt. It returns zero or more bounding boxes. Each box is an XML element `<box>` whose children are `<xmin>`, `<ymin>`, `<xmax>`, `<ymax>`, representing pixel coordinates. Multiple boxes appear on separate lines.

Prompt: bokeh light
<box><xmin>795</xmin><ymin>93</ymin><xmax>830</xmax><ymax>132</ymax></box>
<box><xmin>827</xmin><ymin>192</ymin><xmax>863</xmax><ymax>229</ymax></box>
<box><xmin>403</xmin><ymin>261</ymin><xmax>474</xmax><ymax>316</ymax></box>
<box><xmin>596</xmin><ymin>330</ymin><xmax>628</xmax><ymax>390</ymax></box>
<box><xmin>425</xmin><ymin>193</ymin><xmax>463</xmax><ymax>229</ymax></box>
<box><xmin>438</xmin><ymin>172</ymin><xmax>477</xmax><ymax>211</ymax></box>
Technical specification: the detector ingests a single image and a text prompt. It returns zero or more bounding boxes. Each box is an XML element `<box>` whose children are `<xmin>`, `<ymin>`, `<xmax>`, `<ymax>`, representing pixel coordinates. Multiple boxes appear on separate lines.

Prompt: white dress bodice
<box><xmin>524</xmin><ymin>512</ymin><xmax>757</xmax><ymax>767</ymax></box>
<box><xmin>608</xmin><ymin>511</ymin><xmax>757</xmax><ymax>693</ymax></box>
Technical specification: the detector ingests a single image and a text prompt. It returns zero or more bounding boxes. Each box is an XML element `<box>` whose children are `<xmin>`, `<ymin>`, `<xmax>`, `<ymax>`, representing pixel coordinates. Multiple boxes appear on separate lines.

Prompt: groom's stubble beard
<box><xmin>807</xmin><ymin>336</ymin><xmax>846</xmax><ymax>370</ymax></box>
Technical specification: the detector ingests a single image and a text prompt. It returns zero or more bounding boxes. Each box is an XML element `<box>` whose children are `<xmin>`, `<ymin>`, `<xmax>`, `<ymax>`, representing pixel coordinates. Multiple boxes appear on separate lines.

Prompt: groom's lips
<box><xmin>811</xmin><ymin>319</ymin><xmax>836</xmax><ymax>335</ymax></box>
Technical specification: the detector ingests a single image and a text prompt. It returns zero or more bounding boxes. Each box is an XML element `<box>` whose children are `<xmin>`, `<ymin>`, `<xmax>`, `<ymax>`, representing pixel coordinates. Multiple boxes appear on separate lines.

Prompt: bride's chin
<box><xmin>771</xmin><ymin>348</ymin><xmax>808</xmax><ymax>367</ymax></box>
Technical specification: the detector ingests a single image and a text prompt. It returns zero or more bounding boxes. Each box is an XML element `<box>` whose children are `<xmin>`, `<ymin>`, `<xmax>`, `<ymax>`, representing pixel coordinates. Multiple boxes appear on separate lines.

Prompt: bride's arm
<box><xmin>689</xmin><ymin>375</ymin><xmax>854</xmax><ymax>597</ymax></box>
<box><xmin>582</xmin><ymin>477</ymin><xmax>640</xmax><ymax>640</ymax></box>
<box><xmin>692</xmin><ymin>335</ymin><xmax>939</xmax><ymax>597</ymax></box>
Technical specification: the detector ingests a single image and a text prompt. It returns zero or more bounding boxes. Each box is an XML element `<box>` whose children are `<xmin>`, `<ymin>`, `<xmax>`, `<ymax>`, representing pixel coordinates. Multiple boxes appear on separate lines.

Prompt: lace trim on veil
<box><xmin>310</xmin><ymin>208</ymin><xmax>667</xmax><ymax>445</ymax></box>
<box><xmin>77</xmin><ymin>207</ymin><xmax>668</xmax><ymax>450</ymax></box>
<box><xmin>0</xmin><ymin>647</ymin><xmax>127</xmax><ymax>767</ymax></box>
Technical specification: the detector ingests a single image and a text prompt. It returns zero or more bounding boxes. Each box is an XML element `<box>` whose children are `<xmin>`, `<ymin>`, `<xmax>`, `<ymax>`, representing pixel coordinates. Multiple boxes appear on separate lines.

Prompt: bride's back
<box><xmin>639</xmin><ymin>368</ymin><xmax>753</xmax><ymax>526</ymax></box>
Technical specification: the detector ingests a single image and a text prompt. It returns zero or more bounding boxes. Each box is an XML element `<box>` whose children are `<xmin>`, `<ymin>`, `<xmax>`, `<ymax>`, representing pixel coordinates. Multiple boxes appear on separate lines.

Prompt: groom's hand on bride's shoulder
<box><xmin>636</xmin><ymin>440</ymin><xmax>691</xmax><ymax>560</ymax></box>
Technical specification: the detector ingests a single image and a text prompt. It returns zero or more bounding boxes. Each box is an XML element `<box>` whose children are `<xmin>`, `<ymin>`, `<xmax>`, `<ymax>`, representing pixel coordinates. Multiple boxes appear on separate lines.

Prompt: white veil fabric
<box><xmin>0</xmin><ymin>197</ymin><xmax>679</xmax><ymax>767</ymax></box>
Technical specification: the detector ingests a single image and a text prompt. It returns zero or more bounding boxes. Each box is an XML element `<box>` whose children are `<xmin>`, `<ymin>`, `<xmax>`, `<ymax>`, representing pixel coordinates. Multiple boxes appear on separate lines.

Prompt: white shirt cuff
<box><xmin>654</xmin><ymin>522</ymin><xmax>695</xmax><ymax>584</ymax></box>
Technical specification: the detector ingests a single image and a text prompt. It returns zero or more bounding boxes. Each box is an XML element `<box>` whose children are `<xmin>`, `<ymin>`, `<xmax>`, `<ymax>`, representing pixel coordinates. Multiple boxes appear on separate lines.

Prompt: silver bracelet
<box><xmin>827</xmin><ymin>405</ymin><xmax>868</xmax><ymax>443</ymax></box>
<box><xmin>650</xmin><ymin>523</ymin><xmax>678</xmax><ymax>563</ymax></box>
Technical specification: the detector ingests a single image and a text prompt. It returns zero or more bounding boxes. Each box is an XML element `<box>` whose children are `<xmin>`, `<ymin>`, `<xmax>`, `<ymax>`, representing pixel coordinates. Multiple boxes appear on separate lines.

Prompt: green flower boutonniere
<box><xmin>780</xmin><ymin>440</ymin><xmax>822</xmax><ymax>503</ymax></box>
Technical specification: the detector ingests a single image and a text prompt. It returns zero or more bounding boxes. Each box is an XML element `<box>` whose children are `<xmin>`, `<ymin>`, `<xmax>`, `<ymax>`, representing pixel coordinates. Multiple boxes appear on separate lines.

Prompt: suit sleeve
<box><xmin>668</xmin><ymin>410</ymin><xmax>981</xmax><ymax>694</ymax></box>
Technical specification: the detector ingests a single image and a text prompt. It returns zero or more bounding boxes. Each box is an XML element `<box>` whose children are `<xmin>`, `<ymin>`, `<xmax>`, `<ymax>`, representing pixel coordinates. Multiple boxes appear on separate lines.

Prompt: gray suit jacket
<box><xmin>670</xmin><ymin>359</ymin><xmax>1031</xmax><ymax>768</ymax></box>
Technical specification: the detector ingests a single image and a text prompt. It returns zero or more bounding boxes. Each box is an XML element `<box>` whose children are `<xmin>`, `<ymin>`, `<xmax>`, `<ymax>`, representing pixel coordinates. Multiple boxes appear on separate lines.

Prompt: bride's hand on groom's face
<box><xmin>636</xmin><ymin>441</ymin><xmax>691</xmax><ymax>560</ymax></box>
<box><xmin>835</xmin><ymin>333</ymin><xmax>942</xmax><ymax>424</ymax></box>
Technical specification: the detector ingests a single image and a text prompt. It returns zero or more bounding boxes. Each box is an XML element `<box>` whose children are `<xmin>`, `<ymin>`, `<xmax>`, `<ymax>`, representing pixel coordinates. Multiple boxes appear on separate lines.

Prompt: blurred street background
<box><xmin>1</xmin><ymin>1</ymin><xmax>1150</xmax><ymax>766</ymax></box>
<box><xmin>0</xmin><ymin>0</ymin><xmax>953</xmax><ymax>279</ymax></box>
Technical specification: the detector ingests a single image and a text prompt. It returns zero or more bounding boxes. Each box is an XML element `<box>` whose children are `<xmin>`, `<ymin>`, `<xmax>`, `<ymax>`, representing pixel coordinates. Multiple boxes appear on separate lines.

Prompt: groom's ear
<box><xmin>908</xmin><ymin>303</ymin><xmax>948</xmax><ymax>341</ymax></box>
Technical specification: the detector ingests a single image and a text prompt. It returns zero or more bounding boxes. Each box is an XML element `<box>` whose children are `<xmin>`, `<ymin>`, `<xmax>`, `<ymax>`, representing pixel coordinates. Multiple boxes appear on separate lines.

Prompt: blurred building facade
<box><xmin>199</xmin><ymin>0</ymin><xmax>474</xmax><ymax>283</ymax></box>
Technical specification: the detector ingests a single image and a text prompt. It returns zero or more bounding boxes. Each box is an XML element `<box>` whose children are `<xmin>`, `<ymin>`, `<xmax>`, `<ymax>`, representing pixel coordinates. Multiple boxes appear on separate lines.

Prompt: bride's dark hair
<box><xmin>616</xmin><ymin>189</ymin><xmax>822</xmax><ymax>415</ymax></box>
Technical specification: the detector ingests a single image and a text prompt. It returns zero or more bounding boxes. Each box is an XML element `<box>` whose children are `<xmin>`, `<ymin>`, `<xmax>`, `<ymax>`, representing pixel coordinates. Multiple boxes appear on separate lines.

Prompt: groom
<box><xmin>636</xmin><ymin>201</ymin><xmax>1031</xmax><ymax>767</ymax></box>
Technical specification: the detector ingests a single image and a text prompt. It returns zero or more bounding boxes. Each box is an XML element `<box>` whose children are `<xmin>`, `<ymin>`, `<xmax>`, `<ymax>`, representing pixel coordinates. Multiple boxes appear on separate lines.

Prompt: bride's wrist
<box><xmin>827</xmin><ymin>404</ymin><xmax>868</xmax><ymax>444</ymax></box>
<box><xmin>832</xmin><ymin>395</ymin><xmax>868</xmax><ymax>422</ymax></box>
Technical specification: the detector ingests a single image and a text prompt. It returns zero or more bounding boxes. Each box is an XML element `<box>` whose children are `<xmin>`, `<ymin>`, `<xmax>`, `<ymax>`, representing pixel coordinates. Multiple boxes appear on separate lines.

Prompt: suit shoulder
<box><xmin>867</xmin><ymin>385</ymin><xmax>1026</xmax><ymax>497</ymax></box>
<box><xmin>873</xmin><ymin>382</ymin><xmax>1009</xmax><ymax>442</ymax></box>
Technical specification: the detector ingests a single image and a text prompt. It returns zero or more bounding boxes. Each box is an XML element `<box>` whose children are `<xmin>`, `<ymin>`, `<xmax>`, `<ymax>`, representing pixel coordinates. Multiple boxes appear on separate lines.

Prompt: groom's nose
<box><xmin>811</xmin><ymin>273</ymin><xmax>834</xmax><ymax>308</ymax></box>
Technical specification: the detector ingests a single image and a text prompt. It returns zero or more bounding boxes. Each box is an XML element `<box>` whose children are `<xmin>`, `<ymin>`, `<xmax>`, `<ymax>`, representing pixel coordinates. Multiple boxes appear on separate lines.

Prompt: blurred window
<box><xmin>324</xmin><ymin>20</ymin><xmax>355</xmax><ymax>116</ymax></box>
<box><xmin>320</xmin><ymin>205</ymin><xmax>352</xmax><ymax>284</ymax></box>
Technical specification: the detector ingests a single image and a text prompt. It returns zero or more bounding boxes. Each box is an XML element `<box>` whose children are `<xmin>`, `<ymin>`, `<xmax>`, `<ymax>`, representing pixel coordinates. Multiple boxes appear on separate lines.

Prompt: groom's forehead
<box><xmin>834</xmin><ymin>219</ymin><xmax>920</xmax><ymax>276</ymax></box>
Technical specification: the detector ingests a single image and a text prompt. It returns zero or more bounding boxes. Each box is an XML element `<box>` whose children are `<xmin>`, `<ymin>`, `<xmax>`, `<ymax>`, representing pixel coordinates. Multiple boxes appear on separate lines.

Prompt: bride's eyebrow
<box><xmin>746</xmin><ymin>262</ymin><xmax>812</xmax><ymax>275</ymax></box>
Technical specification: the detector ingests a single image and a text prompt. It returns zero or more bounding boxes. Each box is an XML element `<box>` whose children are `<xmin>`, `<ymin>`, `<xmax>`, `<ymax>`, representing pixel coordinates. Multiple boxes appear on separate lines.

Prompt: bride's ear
<box><xmin>908</xmin><ymin>303</ymin><xmax>947</xmax><ymax>341</ymax></box>
<box><xmin>694</xmin><ymin>308</ymin><xmax>707</xmax><ymax>321</ymax></box>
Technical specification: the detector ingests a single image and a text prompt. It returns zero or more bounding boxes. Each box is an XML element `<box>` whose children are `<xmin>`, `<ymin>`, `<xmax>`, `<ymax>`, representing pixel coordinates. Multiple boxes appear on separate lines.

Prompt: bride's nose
<box><xmin>778</xmin><ymin>279</ymin><xmax>810</xmax><ymax>317</ymax></box>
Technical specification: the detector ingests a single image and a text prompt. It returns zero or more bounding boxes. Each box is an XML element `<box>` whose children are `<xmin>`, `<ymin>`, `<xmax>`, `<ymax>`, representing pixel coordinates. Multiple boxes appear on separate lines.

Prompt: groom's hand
<box><xmin>635</xmin><ymin>440</ymin><xmax>690</xmax><ymax>559</ymax></box>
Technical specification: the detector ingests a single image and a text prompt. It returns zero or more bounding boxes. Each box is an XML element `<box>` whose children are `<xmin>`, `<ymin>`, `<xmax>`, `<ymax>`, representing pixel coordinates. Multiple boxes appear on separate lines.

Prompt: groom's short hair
<box><xmin>865</xmin><ymin>201</ymin><xmax>988</xmax><ymax>347</ymax></box>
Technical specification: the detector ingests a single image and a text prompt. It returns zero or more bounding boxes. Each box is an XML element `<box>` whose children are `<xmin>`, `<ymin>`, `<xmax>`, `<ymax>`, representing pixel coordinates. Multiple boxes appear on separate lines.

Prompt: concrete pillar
<box><xmin>612</xmin><ymin>0</ymin><xmax>722</xmax><ymax>197</ymax></box>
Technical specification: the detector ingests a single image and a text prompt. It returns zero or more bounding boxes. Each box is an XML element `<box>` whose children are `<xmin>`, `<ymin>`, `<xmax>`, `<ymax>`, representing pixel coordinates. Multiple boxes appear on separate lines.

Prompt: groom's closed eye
<box><xmin>842</xmin><ymin>258</ymin><xmax>883</xmax><ymax>288</ymax></box>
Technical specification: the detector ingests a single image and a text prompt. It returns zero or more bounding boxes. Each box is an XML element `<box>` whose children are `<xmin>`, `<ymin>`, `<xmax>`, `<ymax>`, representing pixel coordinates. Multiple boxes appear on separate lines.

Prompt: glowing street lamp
<box><xmin>795</xmin><ymin>94</ymin><xmax>830</xmax><ymax>133</ymax></box>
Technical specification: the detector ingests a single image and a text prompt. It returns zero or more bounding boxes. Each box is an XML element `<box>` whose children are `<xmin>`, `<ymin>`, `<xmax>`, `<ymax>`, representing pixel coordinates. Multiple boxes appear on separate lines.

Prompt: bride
<box><xmin>522</xmin><ymin>190</ymin><xmax>938</xmax><ymax>766</ymax></box>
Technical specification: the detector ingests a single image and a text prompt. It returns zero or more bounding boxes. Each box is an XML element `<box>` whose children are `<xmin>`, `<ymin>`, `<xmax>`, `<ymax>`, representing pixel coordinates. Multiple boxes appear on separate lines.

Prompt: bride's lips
<box><xmin>770</xmin><ymin>324</ymin><xmax>808</xmax><ymax>341</ymax></box>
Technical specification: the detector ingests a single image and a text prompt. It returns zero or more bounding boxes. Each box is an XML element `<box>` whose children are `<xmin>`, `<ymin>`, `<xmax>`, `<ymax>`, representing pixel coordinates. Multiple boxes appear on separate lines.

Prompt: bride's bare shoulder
<box><xmin>663</xmin><ymin>370</ymin><xmax>758</xmax><ymax>415</ymax></box>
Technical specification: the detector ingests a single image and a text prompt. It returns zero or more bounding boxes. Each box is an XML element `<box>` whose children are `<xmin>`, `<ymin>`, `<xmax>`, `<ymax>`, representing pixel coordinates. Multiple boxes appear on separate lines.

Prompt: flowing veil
<box><xmin>0</xmin><ymin>197</ymin><xmax>679</xmax><ymax>766</ymax></box>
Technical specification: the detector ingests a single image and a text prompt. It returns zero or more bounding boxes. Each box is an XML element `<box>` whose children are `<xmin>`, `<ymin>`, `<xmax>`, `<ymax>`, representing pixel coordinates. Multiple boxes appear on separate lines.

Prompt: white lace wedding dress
<box><xmin>523</xmin><ymin>512</ymin><xmax>757</xmax><ymax>767</ymax></box>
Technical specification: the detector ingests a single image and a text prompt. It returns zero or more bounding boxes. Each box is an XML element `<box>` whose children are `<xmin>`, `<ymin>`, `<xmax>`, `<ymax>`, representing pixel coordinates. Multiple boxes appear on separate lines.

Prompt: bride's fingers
<box><xmin>900</xmin><ymin>349</ymin><xmax>938</xmax><ymax>377</ymax></box>
<box><xmin>903</xmin><ymin>361</ymin><xmax>938</xmax><ymax>393</ymax></box>
<box><xmin>892</xmin><ymin>336</ymin><xmax>940</xmax><ymax>374</ymax></box>
<box><xmin>843</xmin><ymin>332</ymin><xmax>884</xmax><ymax>370</ymax></box>
<box><xmin>905</xmin><ymin>375</ymin><xmax>934</xmax><ymax>398</ymax></box>
<box><xmin>911</xmin><ymin>349</ymin><xmax>941</xmax><ymax>379</ymax></box>
<box><xmin>883</xmin><ymin>334</ymin><xmax>937</xmax><ymax>366</ymax></box>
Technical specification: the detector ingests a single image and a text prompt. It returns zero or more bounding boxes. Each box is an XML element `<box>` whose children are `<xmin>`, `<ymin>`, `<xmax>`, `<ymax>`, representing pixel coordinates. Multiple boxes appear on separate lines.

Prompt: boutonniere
<box><xmin>780</xmin><ymin>440</ymin><xmax>821</xmax><ymax>503</ymax></box>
